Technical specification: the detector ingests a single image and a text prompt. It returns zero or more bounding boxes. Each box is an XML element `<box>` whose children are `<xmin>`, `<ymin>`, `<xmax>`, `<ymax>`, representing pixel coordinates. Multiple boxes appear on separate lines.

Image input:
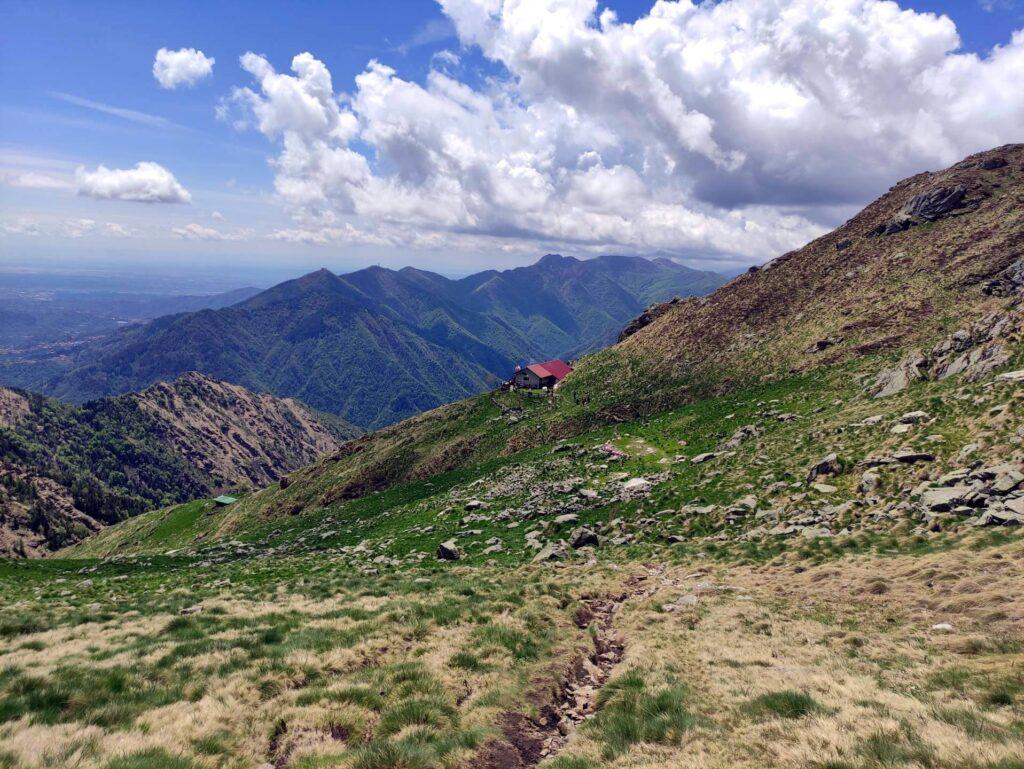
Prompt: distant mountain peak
<box><xmin>536</xmin><ymin>253</ymin><xmax>579</xmax><ymax>267</ymax></box>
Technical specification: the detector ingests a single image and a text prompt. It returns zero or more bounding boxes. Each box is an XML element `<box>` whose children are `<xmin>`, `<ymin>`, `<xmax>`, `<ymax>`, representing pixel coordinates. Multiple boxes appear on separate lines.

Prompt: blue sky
<box><xmin>1</xmin><ymin>0</ymin><xmax>1021</xmax><ymax>284</ymax></box>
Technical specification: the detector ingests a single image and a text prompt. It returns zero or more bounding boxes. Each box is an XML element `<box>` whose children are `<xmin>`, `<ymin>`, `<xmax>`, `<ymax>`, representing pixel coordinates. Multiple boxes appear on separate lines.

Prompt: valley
<box><xmin>0</xmin><ymin>373</ymin><xmax>355</xmax><ymax>556</ymax></box>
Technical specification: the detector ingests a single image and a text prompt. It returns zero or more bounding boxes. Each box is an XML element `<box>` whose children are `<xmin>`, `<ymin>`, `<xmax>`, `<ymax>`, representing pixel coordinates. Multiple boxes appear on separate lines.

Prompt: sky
<box><xmin>1</xmin><ymin>0</ymin><xmax>1022</xmax><ymax>283</ymax></box>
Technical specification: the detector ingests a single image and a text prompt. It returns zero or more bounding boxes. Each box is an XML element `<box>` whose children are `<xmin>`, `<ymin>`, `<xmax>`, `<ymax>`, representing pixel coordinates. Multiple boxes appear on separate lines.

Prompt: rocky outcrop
<box><xmin>870</xmin><ymin>308</ymin><xmax>1021</xmax><ymax>397</ymax></box>
<box><xmin>869</xmin><ymin>184</ymin><xmax>968</xmax><ymax>236</ymax></box>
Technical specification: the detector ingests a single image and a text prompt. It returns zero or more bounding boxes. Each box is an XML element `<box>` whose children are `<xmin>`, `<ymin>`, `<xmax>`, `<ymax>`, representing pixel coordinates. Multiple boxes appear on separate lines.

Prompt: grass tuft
<box><xmin>742</xmin><ymin>690</ymin><xmax>823</xmax><ymax>720</ymax></box>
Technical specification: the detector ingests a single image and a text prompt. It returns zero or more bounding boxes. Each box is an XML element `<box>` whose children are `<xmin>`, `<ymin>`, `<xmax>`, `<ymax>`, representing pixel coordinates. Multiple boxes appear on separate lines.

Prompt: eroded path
<box><xmin>476</xmin><ymin>565</ymin><xmax>664</xmax><ymax>768</ymax></box>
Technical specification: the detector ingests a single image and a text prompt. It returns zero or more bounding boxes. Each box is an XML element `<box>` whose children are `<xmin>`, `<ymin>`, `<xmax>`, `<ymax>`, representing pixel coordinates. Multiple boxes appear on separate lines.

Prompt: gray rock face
<box><xmin>871</xmin><ymin>352</ymin><xmax>926</xmax><ymax>397</ymax></box>
<box><xmin>903</xmin><ymin>185</ymin><xmax>967</xmax><ymax>221</ymax></box>
<box><xmin>437</xmin><ymin>539</ymin><xmax>461</xmax><ymax>561</ymax></box>
<box><xmin>984</xmin><ymin>258</ymin><xmax>1024</xmax><ymax>297</ymax></box>
<box><xmin>869</xmin><ymin>310</ymin><xmax>1021</xmax><ymax>398</ymax></box>
<box><xmin>869</xmin><ymin>184</ymin><xmax>967</xmax><ymax>236</ymax></box>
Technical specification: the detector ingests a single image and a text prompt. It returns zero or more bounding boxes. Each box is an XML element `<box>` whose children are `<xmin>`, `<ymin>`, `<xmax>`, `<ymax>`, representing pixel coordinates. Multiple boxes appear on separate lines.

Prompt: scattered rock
<box><xmin>437</xmin><ymin>539</ymin><xmax>461</xmax><ymax>561</ymax></box>
<box><xmin>691</xmin><ymin>452</ymin><xmax>719</xmax><ymax>464</ymax></box>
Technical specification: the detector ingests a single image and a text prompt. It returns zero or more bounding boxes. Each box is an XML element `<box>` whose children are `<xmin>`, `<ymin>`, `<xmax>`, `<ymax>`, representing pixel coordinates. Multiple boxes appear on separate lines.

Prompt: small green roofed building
<box><xmin>213</xmin><ymin>495</ymin><xmax>238</xmax><ymax>507</ymax></box>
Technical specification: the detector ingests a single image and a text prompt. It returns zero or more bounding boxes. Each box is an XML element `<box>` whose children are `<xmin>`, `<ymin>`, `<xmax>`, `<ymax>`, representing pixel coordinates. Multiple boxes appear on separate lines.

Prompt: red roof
<box><xmin>526</xmin><ymin>359</ymin><xmax>572</xmax><ymax>382</ymax></box>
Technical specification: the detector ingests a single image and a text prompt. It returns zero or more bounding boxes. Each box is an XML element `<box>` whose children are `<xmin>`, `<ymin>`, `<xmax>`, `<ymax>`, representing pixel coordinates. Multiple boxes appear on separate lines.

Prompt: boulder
<box><xmin>622</xmin><ymin>477</ymin><xmax>652</xmax><ymax>494</ymax></box>
<box><xmin>568</xmin><ymin>527</ymin><xmax>600</xmax><ymax>549</ymax></box>
<box><xmin>554</xmin><ymin>513</ymin><xmax>580</xmax><ymax>525</ymax></box>
<box><xmin>532</xmin><ymin>542</ymin><xmax>567</xmax><ymax>562</ymax></box>
<box><xmin>734</xmin><ymin>495</ymin><xmax>758</xmax><ymax>512</ymax></box>
<box><xmin>1004</xmin><ymin>497</ymin><xmax>1024</xmax><ymax>515</ymax></box>
<box><xmin>977</xmin><ymin>509</ymin><xmax>1024</xmax><ymax>526</ymax></box>
<box><xmin>898</xmin><ymin>411</ymin><xmax>930</xmax><ymax>424</ymax></box>
<box><xmin>806</xmin><ymin>337</ymin><xmax>842</xmax><ymax>353</ymax></box>
<box><xmin>902</xmin><ymin>185</ymin><xmax>967</xmax><ymax>221</ymax></box>
<box><xmin>991</xmin><ymin>466</ymin><xmax>1024</xmax><ymax>494</ymax></box>
<box><xmin>807</xmin><ymin>453</ymin><xmax>842</xmax><ymax>483</ymax></box>
<box><xmin>892</xmin><ymin>449</ymin><xmax>935</xmax><ymax>464</ymax></box>
<box><xmin>921</xmin><ymin>486</ymin><xmax>970</xmax><ymax>512</ymax></box>
<box><xmin>437</xmin><ymin>539</ymin><xmax>461</xmax><ymax>561</ymax></box>
<box><xmin>691</xmin><ymin>452</ymin><xmax>719</xmax><ymax>464</ymax></box>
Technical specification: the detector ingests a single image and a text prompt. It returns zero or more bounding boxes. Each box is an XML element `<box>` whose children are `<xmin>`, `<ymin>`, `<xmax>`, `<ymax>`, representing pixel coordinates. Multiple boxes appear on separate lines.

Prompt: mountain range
<box><xmin>13</xmin><ymin>254</ymin><xmax>724</xmax><ymax>429</ymax></box>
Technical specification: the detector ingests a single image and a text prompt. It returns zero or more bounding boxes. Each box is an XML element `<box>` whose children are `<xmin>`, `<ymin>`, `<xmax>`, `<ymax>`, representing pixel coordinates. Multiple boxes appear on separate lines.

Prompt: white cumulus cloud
<box><xmin>153</xmin><ymin>47</ymin><xmax>215</xmax><ymax>89</ymax></box>
<box><xmin>222</xmin><ymin>0</ymin><xmax>1024</xmax><ymax>266</ymax></box>
<box><xmin>76</xmin><ymin>161</ymin><xmax>191</xmax><ymax>203</ymax></box>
